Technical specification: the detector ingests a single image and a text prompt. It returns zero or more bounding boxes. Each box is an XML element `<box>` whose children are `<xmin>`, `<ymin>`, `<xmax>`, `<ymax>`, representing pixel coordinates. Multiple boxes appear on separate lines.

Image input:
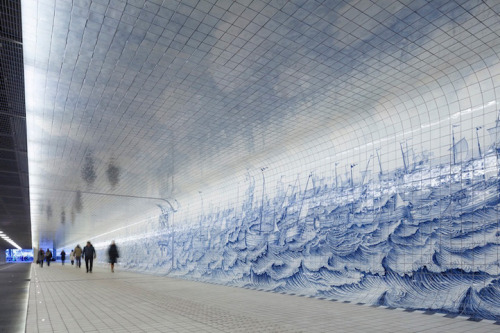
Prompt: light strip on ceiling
<box><xmin>0</xmin><ymin>231</ymin><xmax>22</xmax><ymax>249</ymax></box>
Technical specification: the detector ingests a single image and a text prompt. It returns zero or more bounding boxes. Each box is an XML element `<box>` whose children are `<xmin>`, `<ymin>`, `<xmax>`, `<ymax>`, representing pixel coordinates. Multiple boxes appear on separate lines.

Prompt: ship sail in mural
<box><xmin>450</xmin><ymin>137</ymin><xmax>469</xmax><ymax>164</ymax></box>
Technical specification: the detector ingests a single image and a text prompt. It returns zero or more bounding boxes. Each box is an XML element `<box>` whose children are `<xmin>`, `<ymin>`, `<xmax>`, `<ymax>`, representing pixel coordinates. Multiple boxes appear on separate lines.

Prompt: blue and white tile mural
<box><xmin>90</xmin><ymin>109</ymin><xmax>500</xmax><ymax>321</ymax></box>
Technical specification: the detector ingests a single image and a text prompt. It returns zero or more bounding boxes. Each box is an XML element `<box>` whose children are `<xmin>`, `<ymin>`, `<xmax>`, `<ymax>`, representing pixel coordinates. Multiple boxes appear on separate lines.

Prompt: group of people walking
<box><xmin>37</xmin><ymin>241</ymin><xmax>119</xmax><ymax>273</ymax></box>
<box><xmin>36</xmin><ymin>248</ymin><xmax>53</xmax><ymax>267</ymax></box>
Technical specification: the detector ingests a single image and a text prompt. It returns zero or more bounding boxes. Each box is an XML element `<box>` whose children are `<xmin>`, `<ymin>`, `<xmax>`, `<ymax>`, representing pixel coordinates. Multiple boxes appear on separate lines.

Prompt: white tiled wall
<box><xmin>90</xmin><ymin>93</ymin><xmax>499</xmax><ymax>320</ymax></box>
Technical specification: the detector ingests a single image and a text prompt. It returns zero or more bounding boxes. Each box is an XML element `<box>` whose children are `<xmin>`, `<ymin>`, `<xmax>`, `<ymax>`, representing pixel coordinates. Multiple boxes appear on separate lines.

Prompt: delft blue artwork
<box><xmin>97</xmin><ymin>115</ymin><xmax>500</xmax><ymax>322</ymax></box>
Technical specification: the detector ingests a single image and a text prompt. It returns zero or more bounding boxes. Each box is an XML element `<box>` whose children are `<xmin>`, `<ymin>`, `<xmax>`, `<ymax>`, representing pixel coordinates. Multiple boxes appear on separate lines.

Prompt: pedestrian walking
<box><xmin>70</xmin><ymin>250</ymin><xmax>75</xmax><ymax>265</ymax></box>
<box><xmin>60</xmin><ymin>249</ymin><xmax>66</xmax><ymax>265</ymax></box>
<box><xmin>74</xmin><ymin>244</ymin><xmax>82</xmax><ymax>268</ymax></box>
<box><xmin>108</xmin><ymin>241</ymin><xmax>119</xmax><ymax>273</ymax></box>
<box><xmin>82</xmin><ymin>241</ymin><xmax>96</xmax><ymax>273</ymax></box>
<box><xmin>38</xmin><ymin>249</ymin><xmax>44</xmax><ymax>267</ymax></box>
<box><xmin>45</xmin><ymin>249</ymin><xmax>52</xmax><ymax>266</ymax></box>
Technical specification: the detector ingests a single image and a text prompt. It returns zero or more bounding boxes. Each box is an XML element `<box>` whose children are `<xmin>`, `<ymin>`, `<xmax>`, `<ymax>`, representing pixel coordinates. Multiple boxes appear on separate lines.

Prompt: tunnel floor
<box><xmin>19</xmin><ymin>263</ymin><xmax>498</xmax><ymax>332</ymax></box>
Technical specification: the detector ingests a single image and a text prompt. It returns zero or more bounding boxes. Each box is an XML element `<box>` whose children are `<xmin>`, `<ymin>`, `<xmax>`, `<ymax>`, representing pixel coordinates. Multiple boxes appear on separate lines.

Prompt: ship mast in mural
<box><xmin>450</xmin><ymin>125</ymin><xmax>469</xmax><ymax>164</ymax></box>
<box><xmin>487</xmin><ymin>111</ymin><xmax>500</xmax><ymax>152</ymax></box>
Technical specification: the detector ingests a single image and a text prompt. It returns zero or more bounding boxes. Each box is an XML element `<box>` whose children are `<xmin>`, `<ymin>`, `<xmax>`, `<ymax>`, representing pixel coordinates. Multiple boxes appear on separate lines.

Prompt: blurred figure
<box><xmin>45</xmin><ymin>249</ymin><xmax>52</xmax><ymax>266</ymax></box>
<box><xmin>108</xmin><ymin>241</ymin><xmax>119</xmax><ymax>273</ymax></box>
<box><xmin>38</xmin><ymin>249</ymin><xmax>45</xmax><ymax>267</ymax></box>
<box><xmin>70</xmin><ymin>249</ymin><xmax>75</xmax><ymax>265</ymax></box>
<box><xmin>74</xmin><ymin>244</ymin><xmax>82</xmax><ymax>268</ymax></box>
<box><xmin>82</xmin><ymin>241</ymin><xmax>96</xmax><ymax>273</ymax></box>
<box><xmin>60</xmin><ymin>249</ymin><xmax>66</xmax><ymax>265</ymax></box>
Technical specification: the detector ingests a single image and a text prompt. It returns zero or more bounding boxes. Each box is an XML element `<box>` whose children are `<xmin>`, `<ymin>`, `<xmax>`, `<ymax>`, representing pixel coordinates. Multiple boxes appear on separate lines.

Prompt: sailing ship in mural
<box><xmin>107</xmin><ymin>112</ymin><xmax>500</xmax><ymax>321</ymax></box>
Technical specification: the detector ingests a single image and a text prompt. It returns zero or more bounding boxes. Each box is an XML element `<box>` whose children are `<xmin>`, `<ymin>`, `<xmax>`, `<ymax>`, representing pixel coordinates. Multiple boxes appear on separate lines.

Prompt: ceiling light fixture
<box><xmin>0</xmin><ymin>231</ymin><xmax>22</xmax><ymax>249</ymax></box>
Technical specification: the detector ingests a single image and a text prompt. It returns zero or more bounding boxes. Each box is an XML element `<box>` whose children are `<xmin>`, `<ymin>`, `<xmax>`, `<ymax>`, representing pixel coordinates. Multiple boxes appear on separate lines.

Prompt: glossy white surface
<box><xmin>22</xmin><ymin>0</ymin><xmax>500</xmax><ymax>320</ymax></box>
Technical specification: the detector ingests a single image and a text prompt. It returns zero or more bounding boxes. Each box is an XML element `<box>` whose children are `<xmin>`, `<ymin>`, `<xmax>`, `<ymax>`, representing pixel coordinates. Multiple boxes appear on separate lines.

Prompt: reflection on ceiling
<box><xmin>21</xmin><ymin>0</ymin><xmax>500</xmax><ymax>247</ymax></box>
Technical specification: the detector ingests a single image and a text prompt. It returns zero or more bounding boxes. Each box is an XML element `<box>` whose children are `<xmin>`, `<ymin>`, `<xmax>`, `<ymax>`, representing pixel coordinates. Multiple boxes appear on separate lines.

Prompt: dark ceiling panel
<box><xmin>0</xmin><ymin>157</ymin><xmax>16</xmax><ymax>172</ymax></box>
<box><xmin>0</xmin><ymin>185</ymin><xmax>22</xmax><ymax>197</ymax></box>
<box><xmin>0</xmin><ymin>134</ymin><xmax>14</xmax><ymax>149</ymax></box>
<box><xmin>11</xmin><ymin>116</ymin><xmax>27</xmax><ymax>151</ymax></box>
<box><xmin>0</xmin><ymin>0</ymin><xmax>22</xmax><ymax>41</ymax></box>
<box><xmin>0</xmin><ymin>0</ymin><xmax>31</xmax><ymax>249</ymax></box>
<box><xmin>0</xmin><ymin>172</ymin><xmax>20</xmax><ymax>186</ymax></box>
<box><xmin>0</xmin><ymin>113</ymin><xmax>11</xmax><ymax>133</ymax></box>
<box><xmin>0</xmin><ymin>149</ymin><xmax>15</xmax><ymax>160</ymax></box>
<box><xmin>2</xmin><ymin>196</ymin><xmax>23</xmax><ymax>205</ymax></box>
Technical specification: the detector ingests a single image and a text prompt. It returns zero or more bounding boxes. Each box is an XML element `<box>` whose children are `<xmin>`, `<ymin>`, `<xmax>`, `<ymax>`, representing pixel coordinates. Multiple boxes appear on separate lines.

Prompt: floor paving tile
<box><xmin>23</xmin><ymin>263</ymin><xmax>500</xmax><ymax>333</ymax></box>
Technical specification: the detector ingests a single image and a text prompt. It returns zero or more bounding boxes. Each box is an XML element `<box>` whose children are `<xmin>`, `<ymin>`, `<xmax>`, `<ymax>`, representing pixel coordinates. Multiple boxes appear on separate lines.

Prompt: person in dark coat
<box><xmin>60</xmin><ymin>250</ymin><xmax>66</xmax><ymax>265</ymax></box>
<box><xmin>108</xmin><ymin>241</ymin><xmax>119</xmax><ymax>273</ymax></box>
<box><xmin>82</xmin><ymin>241</ymin><xmax>96</xmax><ymax>273</ymax></box>
<box><xmin>38</xmin><ymin>249</ymin><xmax>44</xmax><ymax>267</ymax></box>
<box><xmin>45</xmin><ymin>249</ymin><xmax>52</xmax><ymax>266</ymax></box>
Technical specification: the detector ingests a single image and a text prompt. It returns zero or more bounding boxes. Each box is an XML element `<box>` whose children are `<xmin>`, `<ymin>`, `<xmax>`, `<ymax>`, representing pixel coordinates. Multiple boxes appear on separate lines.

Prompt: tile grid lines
<box><xmin>27</xmin><ymin>0</ymin><xmax>500</xmax><ymax>264</ymax></box>
<box><xmin>216</xmin><ymin>282</ymin><xmax>500</xmax><ymax>325</ymax></box>
<box><xmin>26</xmin><ymin>263</ymin><xmax>500</xmax><ymax>333</ymax></box>
<box><xmin>26</xmin><ymin>264</ymin><xmax>299</xmax><ymax>332</ymax></box>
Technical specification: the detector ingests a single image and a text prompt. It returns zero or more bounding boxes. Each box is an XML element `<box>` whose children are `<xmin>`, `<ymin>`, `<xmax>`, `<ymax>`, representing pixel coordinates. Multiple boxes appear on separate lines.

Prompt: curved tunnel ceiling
<box><xmin>21</xmin><ymin>1</ymin><xmax>500</xmax><ymax>247</ymax></box>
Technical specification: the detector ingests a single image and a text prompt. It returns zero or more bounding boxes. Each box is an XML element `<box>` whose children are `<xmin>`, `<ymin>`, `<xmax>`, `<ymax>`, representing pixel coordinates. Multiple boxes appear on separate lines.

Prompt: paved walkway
<box><xmin>24</xmin><ymin>263</ymin><xmax>499</xmax><ymax>332</ymax></box>
<box><xmin>0</xmin><ymin>263</ymin><xmax>31</xmax><ymax>333</ymax></box>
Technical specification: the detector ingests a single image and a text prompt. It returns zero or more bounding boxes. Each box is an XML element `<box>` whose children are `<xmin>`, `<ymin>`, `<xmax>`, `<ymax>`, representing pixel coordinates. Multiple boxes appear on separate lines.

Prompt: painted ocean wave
<box><xmin>96</xmin><ymin>142</ymin><xmax>500</xmax><ymax>320</ymax></box>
